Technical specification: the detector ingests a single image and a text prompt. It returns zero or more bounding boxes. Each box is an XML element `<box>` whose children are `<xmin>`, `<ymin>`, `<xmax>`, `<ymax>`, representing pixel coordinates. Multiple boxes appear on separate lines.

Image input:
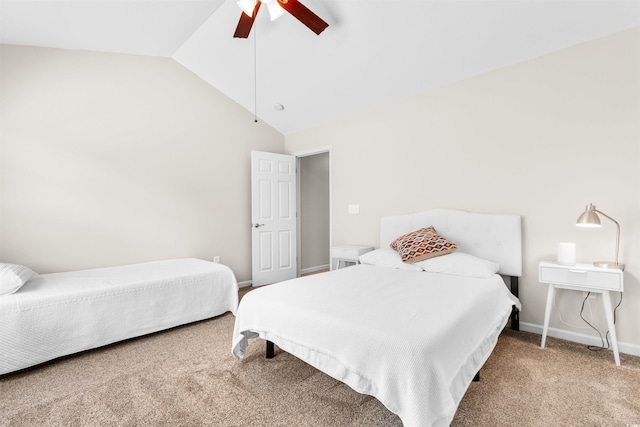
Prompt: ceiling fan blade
<box><xmin>233</xmin><ymin>1</ymin><xmax>262</xmax><ymax>38</ymax></box>
<box><xmin>277</xmin><ymin>0</ymin><xmax>328</xmax><ymax>35</ymax></box>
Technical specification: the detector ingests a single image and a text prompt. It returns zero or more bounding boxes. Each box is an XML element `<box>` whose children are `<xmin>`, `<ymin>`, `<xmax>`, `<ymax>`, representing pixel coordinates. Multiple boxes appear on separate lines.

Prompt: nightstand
<box><xmin>539</xmin><ymin>260</ymin><xmax>624</xmax><ymax>366</ymax></box>
<box><xmin>331</xmin><ymin>245</ymin><xmax>373</xmax><ymax>270</ymax></box>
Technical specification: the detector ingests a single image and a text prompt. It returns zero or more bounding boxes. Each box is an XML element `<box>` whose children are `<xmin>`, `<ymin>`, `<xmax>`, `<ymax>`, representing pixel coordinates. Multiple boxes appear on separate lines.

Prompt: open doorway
<box><xmin>295</xmin><ymin>147</ymin><xmax>331</xmax><ymax>276</ymax></box>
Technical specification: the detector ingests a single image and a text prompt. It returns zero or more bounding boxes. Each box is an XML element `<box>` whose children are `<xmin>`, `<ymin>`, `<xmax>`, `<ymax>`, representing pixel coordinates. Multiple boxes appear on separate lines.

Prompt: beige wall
<box><xmin>0</xmin><ymin>45</ymin><xmax>284</xmax><ymax>282</ymax></box>
<box><xmin>286</xmin><ymin>28</ymin><xmax>640</xmax><ymax>352</ymax></box>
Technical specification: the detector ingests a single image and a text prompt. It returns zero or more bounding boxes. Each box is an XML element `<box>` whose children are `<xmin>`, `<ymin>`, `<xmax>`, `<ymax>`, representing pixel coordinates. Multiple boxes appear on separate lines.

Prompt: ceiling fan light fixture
<box><xmin>266</xmin><ymin>1</ymin><xmax>285</xmax><ymax>21</ymax></box>
<box><xmin>233</xmin><ymin>0</ymin><xmax>328</xmax><ymax>38</ymax></box>
<box><xmin>236</xmin><ymin>0</ymin><xmax>257</xmax><ymax>17</ymax></box>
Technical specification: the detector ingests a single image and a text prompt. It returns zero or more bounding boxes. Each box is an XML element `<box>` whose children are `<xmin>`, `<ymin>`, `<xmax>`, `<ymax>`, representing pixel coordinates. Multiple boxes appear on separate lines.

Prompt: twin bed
<box><xmin>0</xmin><ymin>258</ymin><xmax>238</xmax><ymax>375</ymax></box>
<box><xmin>232</xmin><ymin>209</ymin><xmax>522</xmax><ymax>426</ymax></box>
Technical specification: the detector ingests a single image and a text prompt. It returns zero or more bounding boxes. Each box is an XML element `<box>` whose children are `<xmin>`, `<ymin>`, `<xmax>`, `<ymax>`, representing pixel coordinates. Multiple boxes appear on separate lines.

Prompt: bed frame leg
<box><xmin>473</xmin><ymin>371</ymin><xmax>480</xmax><ymax>382</ymax></box>
<box><xmin>511</xmin><ymin>306</ymin><xmax>520</xmax><ymax>331</ymax></box>
<box><xmin>510</xmin><ymin>276</ymin><xmax>520</xmax><ymax>331</ymax></box>
<box><xmin>266</xmin><ymin>340</ymin><xmax>275</xmax><ymax>359</ymax></box>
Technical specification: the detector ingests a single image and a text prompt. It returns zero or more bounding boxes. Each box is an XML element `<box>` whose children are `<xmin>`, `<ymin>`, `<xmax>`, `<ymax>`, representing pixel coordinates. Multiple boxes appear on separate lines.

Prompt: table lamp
<box><xmin>576</xmin><ymin>203</ymin><xmax>624</xmax><ymax>270</ymax></box>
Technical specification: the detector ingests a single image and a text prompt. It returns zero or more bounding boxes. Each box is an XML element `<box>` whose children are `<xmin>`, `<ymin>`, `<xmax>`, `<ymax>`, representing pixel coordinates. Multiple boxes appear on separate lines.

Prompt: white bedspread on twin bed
<box><xmin>1</xmin><ymin>258</ymin><xmax>238</xmax><ymax>375</ymax></box>
<box><xmin>232</xmin><ymin>264</ymin><xmax>520</xmax><ymax>427</ymax></box>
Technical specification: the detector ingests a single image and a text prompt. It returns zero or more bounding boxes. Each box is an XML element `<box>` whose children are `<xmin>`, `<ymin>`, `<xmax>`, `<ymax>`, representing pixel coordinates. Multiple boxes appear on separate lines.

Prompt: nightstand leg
<box><xmin>541</xmin><ymin>284</ymin><xmax>555</xmax><ymax>348</ymax></box>
<box><xmin>601</xmin><ymin>291</ymin><xmax>621</xmax><ymax>366</ymax></box>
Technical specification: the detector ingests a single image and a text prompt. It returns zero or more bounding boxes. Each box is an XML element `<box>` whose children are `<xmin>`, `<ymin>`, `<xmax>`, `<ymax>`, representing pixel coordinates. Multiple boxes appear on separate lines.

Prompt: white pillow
<box><xmin>359</xmin><ymin>249</ymin><xmax>423</xmax><ymax>271</ymax></box>
<box><xmin>0</xmin><ymin>263</ymin><xmax>38</xmax><ymax>295</ymax></box>
<box><xmin>414</xmin><ymin>252</ymin><xmax>500</xmax><ymax>278</ymax></box>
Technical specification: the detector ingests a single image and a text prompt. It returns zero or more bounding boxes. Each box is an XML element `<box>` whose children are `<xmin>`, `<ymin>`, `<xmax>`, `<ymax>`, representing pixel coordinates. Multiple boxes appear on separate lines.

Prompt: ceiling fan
<box><xmin>233</xmin><ymin>0</ymin><xmax>329</xmax><ymax>38</ymax></box>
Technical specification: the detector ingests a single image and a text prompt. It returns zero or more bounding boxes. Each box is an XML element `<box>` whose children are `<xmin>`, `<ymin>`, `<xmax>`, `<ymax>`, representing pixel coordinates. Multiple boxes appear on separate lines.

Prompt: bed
<box><xmin>232</xmin><ymin>209</ymin><xmax>521</xmax><ymax>427</ymax></box>
<box><xmin>0</xmin><ymin>258</ymin><xmax>238</xmax><ymax>375</ymax></box>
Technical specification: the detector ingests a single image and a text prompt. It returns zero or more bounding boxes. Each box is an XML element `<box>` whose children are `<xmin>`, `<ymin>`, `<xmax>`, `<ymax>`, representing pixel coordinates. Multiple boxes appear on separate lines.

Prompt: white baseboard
<box><xmin>519</xmin><ymin>322</ymin><xmax>640</xmax><ymax>358</ymax></box>
<box><xmin>240</xmin><ymin>265</ymin><xmax>330</xmax><ymax>289</ymax></box>
<box><xmin>301</xmin><ymin>264</ymin><xmax>330</xmax><ymax>275</ymax></box>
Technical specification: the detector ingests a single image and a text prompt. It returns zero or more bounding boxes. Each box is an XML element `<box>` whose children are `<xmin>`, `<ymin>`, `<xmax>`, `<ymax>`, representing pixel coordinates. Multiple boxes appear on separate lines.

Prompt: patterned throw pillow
<box><xmin>390</xmin><ymin>227</ymin><xmax>458</xmax><ymax>263</ymax></box>
<box><xmin>390</xmin><ymin>226</ymin><xmax>436</xmax><ymax>251</ymax></box>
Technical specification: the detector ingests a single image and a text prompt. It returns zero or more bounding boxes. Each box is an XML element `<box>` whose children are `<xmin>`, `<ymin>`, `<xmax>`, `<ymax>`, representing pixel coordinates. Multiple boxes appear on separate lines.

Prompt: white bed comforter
<box><xmin>1</xmin><ymin>258</ymin><xmax>238</xmax><ymax>375</ymax></box>
<box><xmin>232</xmin><ymin>264</ymin><xmax>520</xmax><ymax>427</ymax></box>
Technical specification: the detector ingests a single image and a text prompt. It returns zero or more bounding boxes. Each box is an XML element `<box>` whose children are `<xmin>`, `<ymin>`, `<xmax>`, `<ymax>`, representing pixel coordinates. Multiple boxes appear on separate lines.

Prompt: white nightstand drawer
<box><xmin>539</xmin><ymin>263</ymin><xmax>622</xmax><ymax>291</ymax></box>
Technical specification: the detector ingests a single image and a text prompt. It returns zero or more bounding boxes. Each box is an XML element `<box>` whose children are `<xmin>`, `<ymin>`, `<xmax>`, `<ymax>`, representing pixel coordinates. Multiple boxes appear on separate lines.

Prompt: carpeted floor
<box><xmin>1</xmin><ymin>291</ymin><xmax>639</xmax><ymax>426</ymax></box>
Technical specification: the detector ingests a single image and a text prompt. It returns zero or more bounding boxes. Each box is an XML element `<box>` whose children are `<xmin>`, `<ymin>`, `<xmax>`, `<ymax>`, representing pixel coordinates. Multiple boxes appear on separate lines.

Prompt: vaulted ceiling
<box><xmin>2</xmin><ymin>0</ymin><xmax>639</xmax><ymax>135</ymax></box>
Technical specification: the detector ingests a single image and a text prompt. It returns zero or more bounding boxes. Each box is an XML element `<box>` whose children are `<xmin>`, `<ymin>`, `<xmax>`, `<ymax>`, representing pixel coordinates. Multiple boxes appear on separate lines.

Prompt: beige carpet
<box><xmin>1</xmin><ymin>304</ymin><xmax>639</xmax><ymax>426</ymax></box>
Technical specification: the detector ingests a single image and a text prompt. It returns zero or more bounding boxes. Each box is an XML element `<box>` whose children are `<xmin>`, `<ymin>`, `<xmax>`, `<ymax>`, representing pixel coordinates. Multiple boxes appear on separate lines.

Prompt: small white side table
<box><xmin>538</xmin><ymin>260</ymin><xmax>624</xmax><ymax>366</ymax></box>
<box><xmin>331</xmin><ymin>245</ymin><xmax>373</xmax><ymax>270</ymax></box>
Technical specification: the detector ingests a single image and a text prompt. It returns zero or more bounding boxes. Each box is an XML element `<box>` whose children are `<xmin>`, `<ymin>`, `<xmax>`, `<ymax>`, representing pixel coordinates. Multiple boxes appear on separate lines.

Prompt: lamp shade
<box><xmin>575</xmin><ymin>203</ymin><xmax>624</xmax><ymax>270</ymax></box>
<box><xmin>576</xmin><ymin>203</ymin><xmax>601</xmax><ymax>227</ymax></box>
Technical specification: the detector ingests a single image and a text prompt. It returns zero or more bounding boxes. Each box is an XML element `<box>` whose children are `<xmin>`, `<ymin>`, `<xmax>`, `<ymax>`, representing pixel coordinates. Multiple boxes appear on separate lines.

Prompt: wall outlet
<box><xmin>348</xmin><ymin>204</ymin><xmax>360</xmax><ymax>215</ymax></box>
<box><xmin>582</xmin><ymin>291</ymin><xmax>596</xmax><ymax>300</ymax></box>
<box><xmin>213</xmin><ymin>256</ymin><xmax>220</xmax><ymax>263</ymax></box>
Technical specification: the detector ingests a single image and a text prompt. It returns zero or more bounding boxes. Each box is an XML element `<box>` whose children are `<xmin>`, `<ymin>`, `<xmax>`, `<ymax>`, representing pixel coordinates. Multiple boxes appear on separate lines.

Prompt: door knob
<box><xmin>253</xmin><ymin>223</ymin><xmax>265</xmax><ymax>228</ymax></box>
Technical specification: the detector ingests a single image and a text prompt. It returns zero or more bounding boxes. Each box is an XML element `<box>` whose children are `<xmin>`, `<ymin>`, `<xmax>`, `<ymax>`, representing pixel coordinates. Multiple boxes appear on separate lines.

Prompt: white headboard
<box><xmin>380</xmin><ymin>209</ymin><xmax>522</xmax><ymax>277</ymax></box>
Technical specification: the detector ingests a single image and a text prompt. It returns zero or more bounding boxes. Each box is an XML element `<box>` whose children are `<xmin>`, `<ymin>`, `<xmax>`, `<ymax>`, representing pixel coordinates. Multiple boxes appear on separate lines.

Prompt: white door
<box><xmin>251</xmin><ymin>151</ymin><xmax>297</xmax><ymax>286</ymax></box>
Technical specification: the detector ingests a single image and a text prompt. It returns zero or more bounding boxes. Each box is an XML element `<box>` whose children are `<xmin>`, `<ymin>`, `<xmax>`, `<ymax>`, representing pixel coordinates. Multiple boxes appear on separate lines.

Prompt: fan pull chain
<box><xmin>253</xmin><ymin>21</ymin><xmax>258</xmax><ymax>123</ymax></box>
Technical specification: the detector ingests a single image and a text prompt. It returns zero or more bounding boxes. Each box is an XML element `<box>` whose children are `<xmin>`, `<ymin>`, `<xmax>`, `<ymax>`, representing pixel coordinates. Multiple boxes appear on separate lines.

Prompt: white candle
<box><xmin>557</xmin><ymin>242</ymin><xmax>576</xmax><ymax>266</ymax></box>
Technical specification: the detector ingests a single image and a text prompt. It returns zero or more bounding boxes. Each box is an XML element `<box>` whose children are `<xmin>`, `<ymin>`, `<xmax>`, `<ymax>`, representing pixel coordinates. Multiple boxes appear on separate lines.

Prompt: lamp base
<box><xmin>593</xmin><ymin>261</ymin><xmax>625</xmax><ymax>270</ymax></box>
